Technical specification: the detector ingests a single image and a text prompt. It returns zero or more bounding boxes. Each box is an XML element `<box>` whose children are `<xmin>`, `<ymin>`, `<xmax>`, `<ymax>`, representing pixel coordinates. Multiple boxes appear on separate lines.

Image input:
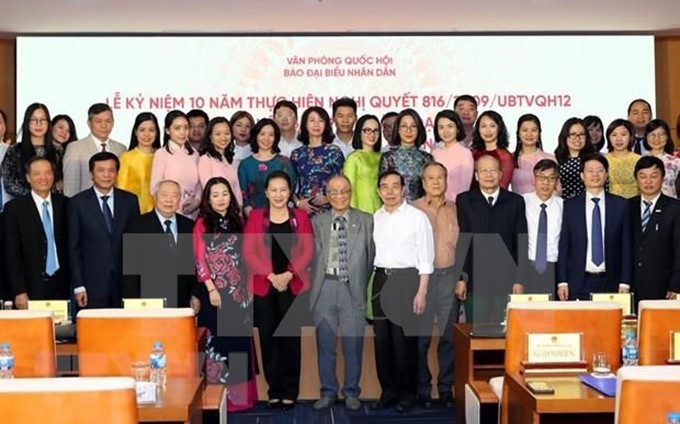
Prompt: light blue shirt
<box><xmin>93</xmin><ymin>186</ymin><xmax>114</xmax><ymax>218</ymax></box>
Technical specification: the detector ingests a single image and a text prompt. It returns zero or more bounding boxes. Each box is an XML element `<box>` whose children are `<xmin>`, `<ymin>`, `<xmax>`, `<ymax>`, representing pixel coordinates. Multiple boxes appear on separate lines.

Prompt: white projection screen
<box><xmin>16</xmin><ymin>35</ymin><xmax>656</xmax><ymax>152</ymax></box>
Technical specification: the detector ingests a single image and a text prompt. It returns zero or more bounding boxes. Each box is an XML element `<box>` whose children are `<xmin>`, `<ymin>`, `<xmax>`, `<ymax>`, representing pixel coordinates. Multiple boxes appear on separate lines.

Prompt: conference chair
<box><xmin>0</xmin><ymin>377</ymin><xmax>138</xmax><ymax>424</ymax></box>
<box><xmin>637</xmin><ymin>300</ymin><xmax>680</xmax><ymax>365</ymax></box>
<box><xmin>0</xmin><ymin>310</ymin><xmax>56</xmax><ymax>377</ymax></box>
<box><xmin>76</xmin><ymin>308</ymin><xmax>197</xmax><ymax>377</ymax></box>
<box><xmin>615</xmin><ymin>365</ymin><xmax>680</xmax><ymax>424</ymax></box>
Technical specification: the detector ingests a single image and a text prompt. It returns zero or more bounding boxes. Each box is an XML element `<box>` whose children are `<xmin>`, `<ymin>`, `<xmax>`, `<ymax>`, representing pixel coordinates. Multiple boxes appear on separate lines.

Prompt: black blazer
<box><xmin>4</xmin><ymin>193</ymin><xmax>69</xmax><ymax>300</ymax></box>
<box><xmin>68</xmin><ymin>187</ymin><xmax>139</xmax><ymax>308</ymax></box>
<box><xmin>630</xmin><ymin>194</ymin><xmax>680</xmax><ymax>302</ymax></box>
<box><xmin>456</xmin><ymin>188</ymin><xmax>528</xmax><ymax>291</ymax></box>
<box><xmin>557</xmin><ymin>192</ymin><xmax>633</xmax><ymax>297</ymax></box>
<box><xmin>123</xmin><ymin>211</ymin><xmax>197</xmax><ymax>307</ymax></box>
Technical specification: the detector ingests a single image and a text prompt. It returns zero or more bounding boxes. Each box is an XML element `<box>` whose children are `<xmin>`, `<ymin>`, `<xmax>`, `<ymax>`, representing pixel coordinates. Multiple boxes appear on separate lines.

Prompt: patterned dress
<box><xmin>290</xmin><ymin>144</ymin><xmax>345</xmax><ymax>213</ymax></box>
<box><xmin>379</xmin><ymin>146</ymin><xmax>433</xmax><ymax>201</ymax></box>
<box><xmin>559</xmin><ymin>157</ymin><xmax>585</xmax><ymax>199</ymax></box>
<box><xmin>1</xmin><ymin>144</ymin><xmax>62</xmax><ymax>197</ymax></box>
<box><xmin>343</xmin><ymin>150</ymin><xmax>382</xmax><ymax>214</ymax></box>
<box><xmin>194</xmin><ymin>215</ymin><xmax>256</xmax><ymax>412</ymax></box>
<box><xmin>605</xmin><ymin>152</ymin><xmax>641</xmax><ymax>199</ymax></box>
<box><xmin>238</xmin><ymin>154</ymin><xmax>296</xmax><ymax>210</ymax></box>
<box><xmin>649</xmin><ymin>153</ymin><xmax>680</xmax><ymax>198</ymax></box>
<box><xmin>510</xmin><ymin>150</ymin><xmax>556</xmax><ymax>195</ymax></box>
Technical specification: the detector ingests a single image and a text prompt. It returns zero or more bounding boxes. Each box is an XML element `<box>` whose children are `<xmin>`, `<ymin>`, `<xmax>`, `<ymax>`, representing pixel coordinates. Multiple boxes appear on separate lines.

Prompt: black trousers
<box><xmin>254</xmin><ymin>286</ymin><xmax>300</xmax><ymax>400</ymax></box>
<box><xmin>372</xmin><ymin>267</ymin><xmax>420</xmax><ymax>403</ymax></box>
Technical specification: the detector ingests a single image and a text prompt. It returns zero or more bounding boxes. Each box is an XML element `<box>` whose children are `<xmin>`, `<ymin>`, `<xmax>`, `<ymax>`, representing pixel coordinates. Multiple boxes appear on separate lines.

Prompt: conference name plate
<box><xmin>527</xmin><ymin>332</ymin><xmax>582</xmax><ymax>364</ymax></box>
<box><xmin>27</xmin><ymin>300</ymin><xmax>69</xmax><ymax>324</ymax></box>
<box><xmin>509</xmin><ymin>294</ymin><xmax>551</xmax><ymax>303</ymax></box>
<box><xmin>123</xmin><ymin>298</ymin><xmax>166</xmax><ymax>309</ymax></box>
<box><xmin>591</xmin><ymin>293</ymin><xmax>632</xmax><ymax>316</ymax></box>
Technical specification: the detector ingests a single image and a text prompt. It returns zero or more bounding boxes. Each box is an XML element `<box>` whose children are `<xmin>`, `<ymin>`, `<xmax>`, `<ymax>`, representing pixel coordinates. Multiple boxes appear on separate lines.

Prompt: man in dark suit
<box><xmin>456</xmin><ymin>154</ymin><xmax>528</xmax><ymax>322</ymax></box>
<box><xmin>630</xmin><ymin>156</ymin><xmax>680</xmax><ymax>303</ymax></box>
<box><xmin>557</xmin><ymin>153</ymin><xmax>633</xmax><ymax>301</ymax></box>
<box><xmin>5</xmin><ymin>157</ymin><xmax>69</xmax><ymax>307</ymax></box>
<box><xmin>310</xmin><ymin>175</ymin><xmax>374</xmax><ymax>411</ymax></box>
<box><xmin>69</xmin><ymin>152</ymin><xmax>139</xmax><ymax>309</ymax></box>
<box><xmin>124</xmin><ymin>179</ymin><xmax>199</xmax><ymax>310</ymax></box>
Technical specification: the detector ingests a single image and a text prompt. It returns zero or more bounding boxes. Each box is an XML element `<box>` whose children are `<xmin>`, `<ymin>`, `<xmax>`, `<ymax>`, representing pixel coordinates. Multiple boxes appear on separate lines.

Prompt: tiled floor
<box><xmin>205</xmin><ymin>401</ymin><xmax>456</xmax><ymax>424</ymax></box>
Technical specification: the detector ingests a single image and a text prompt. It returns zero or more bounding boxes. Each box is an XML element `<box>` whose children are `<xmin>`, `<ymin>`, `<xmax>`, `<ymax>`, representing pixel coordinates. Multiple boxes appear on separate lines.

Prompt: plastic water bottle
<box><xmin>2</xmin><ymin>301</ymin><xmax>12</xmax><ymax>310</ymax></box>
<box><xmin>622</xmin><ymin>330</ymin><xmax>639</xmax><ymax>366</ymax></box>
<box><xmin>149</xmin><ymin>341</ymin><xmax>167</xmax><ymax>388</ymax></box>
<box><xmin>667</xmin><ymin>412</ymin><xmax>680</xmax><ymax>423</ymax></box>
<box><xmin>0</xmin><ymin>343</ymin><xmax>15</xmax><ymax>379</ymax></box>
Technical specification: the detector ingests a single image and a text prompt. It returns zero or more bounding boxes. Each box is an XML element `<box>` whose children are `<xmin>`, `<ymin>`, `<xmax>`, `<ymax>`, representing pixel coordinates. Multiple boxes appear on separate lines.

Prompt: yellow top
<box><xmin>605</xmin><ymin>152</ymin><xmax>641</xmax><ymax>199</ymax></box>
<box><xmin>117</xmin><ymin>148</ymin><xmax>155</xmax><ymax>213</ymax></box>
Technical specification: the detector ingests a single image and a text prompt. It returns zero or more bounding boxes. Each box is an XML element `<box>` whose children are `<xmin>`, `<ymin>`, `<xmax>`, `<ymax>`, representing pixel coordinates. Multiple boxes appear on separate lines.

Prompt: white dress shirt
<box><xmin>523</xmin><ymin>192</ymin><xmax>563</xmax><ymax>262</ymax></box>
<box><xmin>91</xmin><ymin>134</ymin><xmax>112</xmax><ymax>152</ymax></box>
<box><xmin>482</xmin><ymin>188</ymin><xmax>500</xmax><ymax>206</ymax></box>
<box><xmin>31</xmin><ymin>190</ymin><xmax>60</xmax><ymax>271</ymax></box>
<box><xmin>278</xmin><ymin>136</ymin><xmax>302</xmax><ymax>158</ymax></box>
<box><xmin>93</xmin><ymin>186</ymin><xmax>115</xmax><ymax>218</ymax></box>
<box><xmin>640</xmin><ymin>193</ymin><xmax>661</xmax><ymax>223</ymax></box>
<box><xmin>155</xmin><ymin>209</ymin><xmax>177</xmax><ymax>243</ymax></box>
<box><xmin>585</xmin><ymin>190</ymin><xmax>606</xmax><ymax>273</ymax></box>
<box><xmin>373</xmin><ymin>201</ymin><xmax>435</xmax><ymax>275</ymax></box>
<box><xmin>332</xmin><ymin>135</ymin><xmax>355</xmax><ymax>158</ymax></box>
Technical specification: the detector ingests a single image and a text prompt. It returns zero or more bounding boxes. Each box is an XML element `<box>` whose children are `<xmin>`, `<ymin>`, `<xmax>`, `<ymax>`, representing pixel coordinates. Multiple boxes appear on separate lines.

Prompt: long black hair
<box><xmin>198</xmin><ymin>177</ymin><xmax>243</xmax><ymax>234</ymax></box>
<box><xmin>19</xmin><ymin>103</ymin><xmax>57</xmax><ymax>172</ymax></box>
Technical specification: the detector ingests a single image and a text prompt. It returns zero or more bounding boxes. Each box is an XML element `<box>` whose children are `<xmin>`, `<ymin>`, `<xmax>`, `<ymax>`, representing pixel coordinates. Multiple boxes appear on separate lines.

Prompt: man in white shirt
<box><xmin>557</xmin><ymin>153</ymin><xmax>632</xmax><ymax>300</ymax></box>
<box><xmin>62</xmin><ymin>103</ymin><xmax>126</xmax><ymax>197</ymax></box>
<box><xmin>331</xmin><ymin>97</ymin><xmax>357</xmax><ymax>158</ymax></box>
<box><xmin>522</xmin><ymin>159</ymin><xmax>563</xmax><ymax>293</ymax></box>
<box><xmin>371</xmin><ymin>170</ymin><xmax>434</xmax><ymax>413</ymax></box>
<box><xmin>274</xmin><ymin>100</ymin><xmax>302</xmax><ymax>157</ymax></box>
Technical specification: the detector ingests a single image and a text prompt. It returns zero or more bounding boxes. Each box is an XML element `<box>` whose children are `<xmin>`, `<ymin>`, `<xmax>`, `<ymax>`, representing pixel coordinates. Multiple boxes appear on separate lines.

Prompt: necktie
<box><xmin>335</xmin><ymin>216</ymin><xmax>349</xmax><ymax>283</ymax></box>
<box><xmin>164</xmin><ymin>219</ymin><xmax>176</xmax><ymax>248</ymax></box>
<box><xmin>535</xmin><ymin>203</ymin><xmax>548</xmax><ymax>274</ymax></box>
<box><xmin>487</xmin><ymin>196</ymin><xmax>494</xmax><ymax>207</ymax></box>
<box><xmin>591</xmin><ymin>198</ymin><xmax>604</xmax><ymax>266</ymax></box>
<box><xmin>42</xmin><ymin>201</ymin><xmax>58</xmax><ymax>276</ymax></box>
<box><xmin>100</xmin><ymin>143</ymin><xmax>107</xmax><ymax>152</ymax></box>
<box><xmin>641</xmin><ymin>200</ymin><xmax>652</xmax><ymax>232</ymax></box>
<box><xmin>101</xmin><ymin>195</ymin><xmax>113</xmax><ymax>233</ymax></box>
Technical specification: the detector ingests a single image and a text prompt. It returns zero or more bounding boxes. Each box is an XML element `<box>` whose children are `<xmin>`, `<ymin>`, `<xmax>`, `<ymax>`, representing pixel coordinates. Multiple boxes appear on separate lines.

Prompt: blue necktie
<box><xmin>335</xmin><ymin>216</ymin><xmax>349</xmax><ymax>283</ymax></box>
<box><xmin>101</xmin><ymin>195</ymin><xmax>113</xmax><ymax>233</ymax></box>
<box><xmin>42</xmin><ymin>201</ymin><xmax>58</xmax><ymax>276</ymax></box>
<box><xmin>164</xmin><ymin>219</ymin><xmax>176</xmax><ymax>248</ymax></box>
<box><xmin>591</xmin><ymin>198</ymin><xmax>604</xmax><ymax>266</ymax></box>
<box><xmin>641</xmin><ymin>200</ymin><xmax>652</xmax><ymax>232</ymax></box>
<box><xmin>535</xmin><ymin>203</ymin><xmax>548</xmax><ymax>274</ymax></box>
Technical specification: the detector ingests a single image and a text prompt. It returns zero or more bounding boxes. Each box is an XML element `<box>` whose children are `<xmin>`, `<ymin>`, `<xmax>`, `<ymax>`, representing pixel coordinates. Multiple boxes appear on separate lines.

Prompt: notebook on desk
<box><xmin>579</xmin><ymin>374</ymin><xmax>616</xmax><ymax>397</ymax></box>
<box><xmin>469</xmin><ymin>323</ymin><xmax>506</xmax><ymax>338</ymax></box>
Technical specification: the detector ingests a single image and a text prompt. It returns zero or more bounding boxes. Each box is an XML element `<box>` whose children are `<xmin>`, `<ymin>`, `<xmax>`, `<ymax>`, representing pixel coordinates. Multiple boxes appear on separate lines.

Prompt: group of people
<box><xmin>0</xmin><ymin>94</ymin><xmax>679</xmax><ymax>414</ymax></box>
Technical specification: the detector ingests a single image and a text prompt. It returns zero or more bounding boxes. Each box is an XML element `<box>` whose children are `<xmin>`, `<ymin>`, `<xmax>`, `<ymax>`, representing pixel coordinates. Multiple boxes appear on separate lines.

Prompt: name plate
<box><xmin>123</xmin><ymin>298</ymin><xmax>166</xmax><ymax>309</ymax></box>
<box><xmin>27</xmin><ymin>300</ymin><xmax>69</xmax><ymax>324</ymax></box>
<box><xmin>509</xmin><ymin>294</ymin><xmax>552</xmax><ymax>303</ymax></box>
<box><xmin>135</xmin><ymin>381</ymin><xmax>157</xmax><ymax>404</ymax></box>
<box><xmin>670</xmin><ymin>331</ymin><xmax>680</xmax><ymax>362</ymax></box>
<box><xmin>590</xmin><ymin>293</ymin><xmax>632</xmax><ymax>316</ymax></box>
<box><xmin>527</xmin><ymin>332</ymin><xmax>582</xmax><ymax>364</ymax></box>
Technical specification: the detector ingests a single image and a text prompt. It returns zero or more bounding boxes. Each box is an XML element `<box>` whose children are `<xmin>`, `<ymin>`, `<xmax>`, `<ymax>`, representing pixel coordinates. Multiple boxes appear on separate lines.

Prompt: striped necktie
<box><xmin>641</xmin><ymin>200</ymin><xmax>652</xmax><ymax>232</ymax></box>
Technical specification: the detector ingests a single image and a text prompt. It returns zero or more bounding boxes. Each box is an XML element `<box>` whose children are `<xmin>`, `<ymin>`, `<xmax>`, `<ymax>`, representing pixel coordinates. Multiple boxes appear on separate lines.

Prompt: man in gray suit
<box><xmin>310</xmin><ymin>174</ymin><xmax>375</xmax><ymax>411</ymax></box>
<box><xmin>62</xmin><ymin>103</ymin><xmax>126</xmax><ymax>197</ymax></box>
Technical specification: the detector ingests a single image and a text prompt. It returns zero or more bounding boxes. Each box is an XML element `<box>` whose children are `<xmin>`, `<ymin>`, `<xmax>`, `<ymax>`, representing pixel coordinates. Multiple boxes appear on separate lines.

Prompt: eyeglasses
<box><xmin>567</xmin><ymin>132</ymin><xmax>587</xmax><ymax>140</ymax></box>
<box><xmin>362</xmin><ymin>128</ymin><xmax>380</xmax><ymax>135</ymax></box>
<box><xmin>648</xmin><ymin>132</ymin><xmax>668</xmax><ymax>140</ymax></box>
<box><xmin>534</xmin><ymin>175</ymin><xmax>558</xmax><ymax>183</ymax></box>
<box><xmin>399</xmin><ymin>125</ymin><xmax>417</xmax><ymax>132</ymax></box>
<box><xmin>29</xmin><ymin>118</ymin><xmax>48</xmax><ymax>125</ymax></box>
<box><xmin>328</xmin><ymin>189</ymin><xmax>351</xmax><ymax>197</ymax></box>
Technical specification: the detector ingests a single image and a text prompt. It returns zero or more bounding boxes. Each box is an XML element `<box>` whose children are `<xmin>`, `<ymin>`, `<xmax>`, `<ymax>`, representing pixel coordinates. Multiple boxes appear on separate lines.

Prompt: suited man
<box><xmin>456</xmin><ymin>154</ymin><xmax>527</xmax><ymax>322</ymax></box>
<box><xmin>69</xmin><ymin>152</ymin><xmax>139</xmax><ymax>308</ymax></box>
<box><xmin>630</xmin><ymin>156</ymin><xmax>680</xmax><ymax>303</ymax></box>
<box><xmin>124</xmin><ymin>179</ymin><xmax>199</xmax><ymax>310</ymax></box>
<box><xmin>557</xmin><ymin>153</ymin><xmax>633</xmax><ymax>301</ymax></box>
<box><xmin>5</xmin><ymin>157</ymin><xmax>69</xmax><ymax>307</ymax></box>
<box><xmin>62</xmin><ymin>103</ymin><xmax>126</xmax><ymax>197</ymax></box>
<box><xmin>310</xmin><ymin>175</ymin><xmax>374</xmax><ymax>411</ymax></box>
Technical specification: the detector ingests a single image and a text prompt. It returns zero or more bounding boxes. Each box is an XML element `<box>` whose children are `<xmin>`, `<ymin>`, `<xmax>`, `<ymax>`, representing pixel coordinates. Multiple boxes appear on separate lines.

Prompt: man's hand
<box><xmin>512</xmin><ymin>283</ymin><xmax>524</xmax><ymax>295</ymax></box>
<box><xmin>557</xmin><ymin>285</ymin><xmax>569</xmax><ymax>301</ymax></box>
<box><xmin>14</xmin><ymin>293</ymin><xmax>29</xmax><ymax>309</ymax></box>
<box><xmin>619</xmin><ymin>286</ymin><xmax>630</xmax><ymax>294</ymax></box>
<box><xmin>666</xmin><ymin>291</ymin><xmax>677</xmax><ymax>300</ymax></box>
<box><xmin>413</xmin><ymin>291</ymin><xmax>427</xmax><ymax>315</ymax></box>
<box><xmin>455</xmin><ymin>280</ymin><xmax>467</xmax><ymax>301</ymax></box>
<box><xmin>190</xmin><ymin>296</ymin><xmax>201</xmax><ymax>315</ymax></box>
<box><xmin>75</xmin><ymin>291</ymin><xmax>88</xmax><ymax>307</ymax></box>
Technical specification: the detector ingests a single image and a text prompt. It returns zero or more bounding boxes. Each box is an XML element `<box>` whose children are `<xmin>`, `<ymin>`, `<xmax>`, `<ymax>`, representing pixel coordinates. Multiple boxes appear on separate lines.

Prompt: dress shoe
<box><xmin>439</xmin><ymin>392</ymin><xmax>455</xmax><ymax>408</ymax></box>
<box><xmin>313</xmin><ymin>396</ymin><xmax>337</xmax><ymax>410</ymax></box>
<box><xmin>418</xmin><ymin>395</ymin><xmax>434</xmax><ymax>409</ymax></box>
<box><xmin>266</xmin><ymin>399</ymin><xmax>280</xmax><ymax>409</ymax></box>
<box><xmin>281</xmin><ymin>399</ymin><xmax>296</xmax><ymax>410</ymax></box>
<box><xmin>345</xmin><ymin>397</ymin><xmax>362</xmax><ymax>411</ymax></box>
<box><xmin>395</xmin><ymin>400</ymin><xmax>414</xmax><ymax>413</ymax></box>
<box><xmin>370</xmin><ymin>398</ymin><xmax>396</xmax><ymax>410</ymax></box>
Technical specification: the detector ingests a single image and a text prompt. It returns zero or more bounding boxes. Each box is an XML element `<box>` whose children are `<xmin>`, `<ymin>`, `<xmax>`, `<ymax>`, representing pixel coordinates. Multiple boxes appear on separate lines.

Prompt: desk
<box><xmin>453</xmin><ymin>323</ymin><xmax>506</xmax><ymax>424</ymax></box>
<box><xmin>138</xmin><ymin>377</ymin><xmax>204</xmax><ymax>424</ymax></box>
<box><xmin>504</xmin><ymin>371</ymin><xmax>614</xmax><ymax>424</ymax></box>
